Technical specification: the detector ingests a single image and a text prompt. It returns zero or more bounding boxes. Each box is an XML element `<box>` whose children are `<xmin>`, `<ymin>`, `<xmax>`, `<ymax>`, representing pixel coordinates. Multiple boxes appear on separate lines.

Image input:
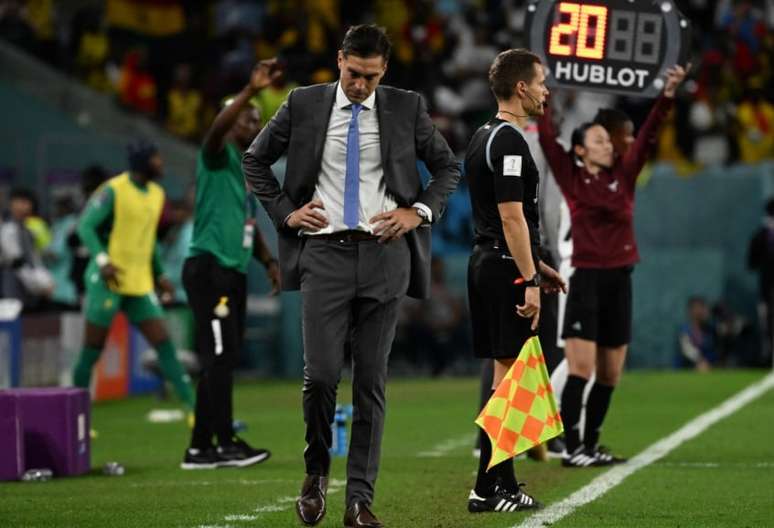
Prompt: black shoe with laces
<box><xmin>562</xmin><ymin>445</ymin><xmax>613</xmax><ymax>467</ymax></box>
<box><xmin>468</xmin><ymin>484</ymin><xmax>542</xmax><ymax>513</ymax></box>
<box><xmin>592</xmin><ymin>445</ymin><xmax>627</xmax><ymax>465</ymax></box>
<box><xmin>216</xmin><ymin>437</ymin><xmax>271</xmax><ymax>468</ymax></box>
<box><xmin>180</xmin><ymin>447</ymin><xmax>219</xmax><ymax>470</ymax></box>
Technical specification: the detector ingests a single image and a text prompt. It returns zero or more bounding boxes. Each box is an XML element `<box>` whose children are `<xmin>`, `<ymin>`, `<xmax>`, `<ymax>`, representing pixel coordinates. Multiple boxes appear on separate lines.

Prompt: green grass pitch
<box><xmin>2</xmin><ymin>370</ymin><xmax>772</xmax><ymax>527</ymax></box>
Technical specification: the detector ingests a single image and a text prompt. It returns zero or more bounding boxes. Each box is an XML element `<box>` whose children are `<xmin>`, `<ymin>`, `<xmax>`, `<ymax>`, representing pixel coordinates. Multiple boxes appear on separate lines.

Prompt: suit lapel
<box><xmin>312</xmin><ymin>83</ymin><xmax>337</xmax><ymax>177</ymax></box>
<box><xmin>376</xmin><ymin>86</ymin><xmax>393</xmax><ymax>187</ymax></box>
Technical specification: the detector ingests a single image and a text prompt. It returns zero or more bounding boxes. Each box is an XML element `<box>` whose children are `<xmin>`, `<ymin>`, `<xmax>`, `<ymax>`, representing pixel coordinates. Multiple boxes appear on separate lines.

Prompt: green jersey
<box><xmin>189</xmin><ymin>143</ymin><xmax>256</xmax><ymax>273</ymax></box>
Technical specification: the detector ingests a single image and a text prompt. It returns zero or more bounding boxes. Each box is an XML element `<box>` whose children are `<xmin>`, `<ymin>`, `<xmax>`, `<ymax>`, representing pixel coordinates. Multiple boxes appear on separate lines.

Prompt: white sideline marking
<box><xmin>515</xmin><ymin>372</ymin><xmax>774</xmax><ymax>528</ymax></box>
<box><xmin>224</xmin><ymin>514</ymin><xmax>258</xmax><ymax>522</ymax></box>
<box><xmin>243</xmin><ymin>479</ymin><xmax>346</xmax><ymax>517</ymax></box>
<box><xmin>417</xmin><ymin>434</ymin><xmax>476</xmax><ymax>458</ymax></box>
<box><xmin>132</xmin><ymin>478</ymin><xmax>289</xmax><ymax>488</ymax></box>
<box><xmin>658</xmin><ymin>461</ymin><xmax>774</xmax><ymax>469</ymax></box>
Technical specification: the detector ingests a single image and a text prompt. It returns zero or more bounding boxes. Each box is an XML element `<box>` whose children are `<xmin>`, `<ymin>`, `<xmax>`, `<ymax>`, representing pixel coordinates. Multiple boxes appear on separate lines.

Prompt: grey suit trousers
<box><xmin>299</xmin><ymin>235</ymin><xmax>410</xmax><ymax>505</ymax></box>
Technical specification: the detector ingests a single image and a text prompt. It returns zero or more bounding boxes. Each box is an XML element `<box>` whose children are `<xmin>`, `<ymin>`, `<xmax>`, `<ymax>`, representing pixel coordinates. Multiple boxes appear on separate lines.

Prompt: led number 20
<box><xmin>549</xmin><ymin>2</ymin><xmax>608</xmax><ymax>60</ymax></box>
<box><xmin>549</xmin><ymin>2</ymin><xmax>663</xmax><ymax>65</ymax></box>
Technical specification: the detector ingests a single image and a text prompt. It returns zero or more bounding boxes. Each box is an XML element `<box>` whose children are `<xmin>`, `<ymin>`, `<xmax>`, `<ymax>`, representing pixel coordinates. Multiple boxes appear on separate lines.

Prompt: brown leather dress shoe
<box><xmin>296</xmin><ymin>475</ymin><xmax>328</xmax><ymax>526</ymax></box>
<box><xmin>343</xmin><ymin>501</ymin><xmax>383</xmax><ymax>528</ymax></box>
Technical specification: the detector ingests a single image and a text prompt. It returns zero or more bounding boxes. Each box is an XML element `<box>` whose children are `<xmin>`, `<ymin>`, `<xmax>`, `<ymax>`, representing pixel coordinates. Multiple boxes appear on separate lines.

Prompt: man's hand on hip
<box><xmin>370</xmin><ymin>208</ymin><xmax>422</xmax><ymax>243</ymax></box>
<box><xmin>287</xmin><ymin>199</ymin><xmax>328</xmax><ymax>231</ymax></box>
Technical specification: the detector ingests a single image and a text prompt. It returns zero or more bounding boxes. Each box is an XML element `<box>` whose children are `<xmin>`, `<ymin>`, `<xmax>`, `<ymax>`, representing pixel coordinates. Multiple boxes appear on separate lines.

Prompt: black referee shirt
<box><xmin>465</xmin><ymin>118</ymin><xmax>540</xmax><ymax>249</ymax></box>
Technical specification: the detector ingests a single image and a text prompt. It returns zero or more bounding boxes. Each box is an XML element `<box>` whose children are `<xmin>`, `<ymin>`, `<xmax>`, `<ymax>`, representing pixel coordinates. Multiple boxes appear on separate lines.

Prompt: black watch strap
<box><xmin>515</xmin><ymin>274</ymin><xmax>541</xmax><ymax>287</ymax></box>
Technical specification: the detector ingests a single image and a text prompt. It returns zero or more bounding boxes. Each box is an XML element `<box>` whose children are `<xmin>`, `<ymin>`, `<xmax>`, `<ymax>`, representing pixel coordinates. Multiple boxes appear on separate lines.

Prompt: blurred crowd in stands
<box><xmin>1</xmin><ymin>0</ymin><xmax>773</xmax><ymax>373</ymax></box>
<box><xmin>1</xmin><ymin>0</ymin><xmax>772</xmax><ymax>165</ymax></box>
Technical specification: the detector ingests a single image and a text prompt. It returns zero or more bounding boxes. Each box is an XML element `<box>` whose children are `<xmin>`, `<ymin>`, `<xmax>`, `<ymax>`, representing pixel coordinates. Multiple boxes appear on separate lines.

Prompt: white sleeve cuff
<box><xmin>412</xmin><ymin>202</ymin><xmax>433</xmax><ymax>223</ymax></box>
<box><xmin>95</xmin><ymin>252</ymin><xmax>110</xmax><ymax>268</ymax></box>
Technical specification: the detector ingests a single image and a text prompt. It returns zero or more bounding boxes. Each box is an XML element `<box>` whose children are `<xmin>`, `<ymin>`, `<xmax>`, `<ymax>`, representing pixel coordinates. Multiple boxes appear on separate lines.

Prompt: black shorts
<box><xmin>468</xmin><ymin>245</ymin><xmax>536</xmax><ymax>359</ymax></box>
<box><xmin>562</xmin><ymin>267</ymin><xmax>632</xmax><ymax>347</ymax></box>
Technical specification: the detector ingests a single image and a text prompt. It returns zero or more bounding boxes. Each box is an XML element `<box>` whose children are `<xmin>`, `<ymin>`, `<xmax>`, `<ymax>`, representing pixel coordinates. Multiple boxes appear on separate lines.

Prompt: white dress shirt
<box><xmin>304</xmin><ymin>83</ymin><xmax>430</xmax><ymax>235</ymax></box>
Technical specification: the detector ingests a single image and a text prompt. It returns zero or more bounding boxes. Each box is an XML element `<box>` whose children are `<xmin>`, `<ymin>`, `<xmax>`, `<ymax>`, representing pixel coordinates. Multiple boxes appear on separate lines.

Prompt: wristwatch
<box><xmin>521</xmin><ymin>274</ymin><xmax>541</xmax><ymax>288</ymax></box>
<box><xmin>413</xmin><ymin>206</ymin><xmax>430</xmax><ymax>225</ymax></box>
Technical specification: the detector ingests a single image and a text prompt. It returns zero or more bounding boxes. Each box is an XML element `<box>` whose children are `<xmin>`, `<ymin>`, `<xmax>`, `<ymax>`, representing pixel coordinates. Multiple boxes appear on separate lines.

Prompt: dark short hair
<box><xmin>571</xmin><ymin>122</ymin><xmax>597</xmax><ymax>149</ymax></box>
<box><xmin>594</xmin><ymin>108</ymin><xmax>632</xmax><ymax>134</ymax></box>
<box><xmin>127</xmin><ymin>138</ymin><xmax>159</xmax><ymax>174</ymax></box>
<box><xmin>341</xmin><ymin>24</ymin><xmax>391</xmax><ymax>61</ymax></box>
<box><xmin>9</xmin><ymin>187</ymin><xmax>38</xmax><ymax>212</ymax></box>
<box><xmin>766</xmin><ymin>197</ymin><xmax>774</xmax><ymax>217</ymax></box>
<box><xmin>488</xmin><ymin>48</ymin><xmax>542</xmax><ymax>101</ymax></box>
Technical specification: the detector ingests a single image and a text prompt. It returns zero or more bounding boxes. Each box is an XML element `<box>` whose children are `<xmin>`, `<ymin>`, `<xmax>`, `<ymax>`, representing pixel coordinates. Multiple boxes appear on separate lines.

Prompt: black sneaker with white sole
<box><xmin>468</xmin><ymin>485</ymin><xmax>541</xmax><ymax>513</ymax></box>
<box><xmin>215</xmin><ymin>437</ymin><xmax>271</xmax><ymax>468</ymax></box>
<box><xmin>562</xmin><ymin>446</ymin><xmax>613</xmax><ymax>467</ymax></box>
<box><xmin>592</xmin><ymin>445</ymin><xmax>627</xmax><ymax>465</ymax></box>
<box><xmin>546</xmin><ymin>436</ymin><xmax>566</xmax><ymax>460</ymax></box>
<box><xmin>181</xmin><ymin>447</ymin><xmax>220</xmax><ymax>470</ymax></box>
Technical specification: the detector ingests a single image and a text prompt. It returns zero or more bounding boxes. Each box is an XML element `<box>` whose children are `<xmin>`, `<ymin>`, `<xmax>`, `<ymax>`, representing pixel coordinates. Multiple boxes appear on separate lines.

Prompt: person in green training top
<box><xmin>180</xmin><ymin>59</ymin><xmax>281</xmax><ymax>469</ymax></box>
<box><xmin>72</xmin><ymin>140</ymin><xmax>195</xmax><ymax>412</ymax></box>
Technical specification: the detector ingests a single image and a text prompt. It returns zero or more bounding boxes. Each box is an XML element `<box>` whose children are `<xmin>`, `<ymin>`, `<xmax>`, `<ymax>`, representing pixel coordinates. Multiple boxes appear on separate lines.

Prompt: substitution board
<box><xmin>526</xmin><ymin>0</ymin><xmax>691</xmax><ymax>98</ymax></box>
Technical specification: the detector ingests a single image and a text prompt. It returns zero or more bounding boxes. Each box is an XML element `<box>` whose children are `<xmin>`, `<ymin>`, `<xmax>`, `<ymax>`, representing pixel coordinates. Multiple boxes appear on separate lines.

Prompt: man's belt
<box><xmin>308</xmin><ymin>230</ymin><xmax>380</xmax><ymax>243</ymax></box>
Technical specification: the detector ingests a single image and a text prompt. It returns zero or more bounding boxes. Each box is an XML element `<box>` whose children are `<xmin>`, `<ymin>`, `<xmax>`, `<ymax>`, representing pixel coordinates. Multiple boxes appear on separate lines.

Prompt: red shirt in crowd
<box><xmin>537</xmin><ymin>95</ymin><xmax>673</xmax><ymax>269</ymax></box>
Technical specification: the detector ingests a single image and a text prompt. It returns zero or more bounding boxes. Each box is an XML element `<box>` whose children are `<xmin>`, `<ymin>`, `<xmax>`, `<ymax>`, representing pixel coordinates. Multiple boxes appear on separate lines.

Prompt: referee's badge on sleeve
<box><xmin>503</xmin><ymin>155</ymin><xmax>522</xmax><ymax>177</ymax></box>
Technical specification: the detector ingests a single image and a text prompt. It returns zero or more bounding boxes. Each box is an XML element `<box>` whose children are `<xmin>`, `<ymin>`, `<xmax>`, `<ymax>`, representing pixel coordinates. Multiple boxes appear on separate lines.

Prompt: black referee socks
<box><xmin>584</xmin><ymin>382</ymin><xmax>615</xmax><ymax>450</ymax></box>
<box><xmin>560</xmin><ymin>375</ymin><xmax>588</xmax><ymax>454</ymax></box>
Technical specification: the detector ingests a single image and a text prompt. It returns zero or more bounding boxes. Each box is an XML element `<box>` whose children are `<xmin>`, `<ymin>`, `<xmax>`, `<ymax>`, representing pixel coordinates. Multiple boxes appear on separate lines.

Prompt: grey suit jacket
<box><xmin>242</xmin><ymin>82</ymin><xmax>461</xmax><ymax>299</ymax></box>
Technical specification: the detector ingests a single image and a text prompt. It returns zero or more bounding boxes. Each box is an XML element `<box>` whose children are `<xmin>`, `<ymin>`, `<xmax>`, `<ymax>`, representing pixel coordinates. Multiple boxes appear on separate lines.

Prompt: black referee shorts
<box><xmin>468</xmin><ymin>244</ymin><xmax>536</xmax><ymax>359</ymax></box>
<box><xmin>562</xmin><ymin>266</ymin><xmax>633</xmax><ymax>348</ymax></box>
<box><xmin>182</xmin><ymin>253</ymin><xmax>246</xmax><ymax>369</ymax></box>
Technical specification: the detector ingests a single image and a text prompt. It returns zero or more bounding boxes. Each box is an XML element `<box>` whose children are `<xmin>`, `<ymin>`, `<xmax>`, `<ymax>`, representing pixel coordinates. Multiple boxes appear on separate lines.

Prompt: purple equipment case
<box><xmin>0</xmin><ymin>392</ymin><xmax>25</xmax><ymax>480</ymax></box>
<box><xmin>2</xmin><ymin>388</ymin><xmax>91</xmax><ymax>478</ymax></box>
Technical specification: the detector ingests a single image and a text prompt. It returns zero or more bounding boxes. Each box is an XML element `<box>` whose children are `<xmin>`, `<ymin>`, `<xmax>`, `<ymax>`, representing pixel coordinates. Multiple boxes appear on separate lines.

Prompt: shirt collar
<box><xmin>336</xmin><ymin>82</ymin><xmax>376</xmax><ymax>111</ymax></box>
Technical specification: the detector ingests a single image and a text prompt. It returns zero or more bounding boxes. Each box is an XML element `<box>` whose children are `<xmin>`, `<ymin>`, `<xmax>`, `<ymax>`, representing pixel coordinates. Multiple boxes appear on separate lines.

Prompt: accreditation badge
<box><xmin>243</xmin><ymin>219</ymin><xmax>256</xmax><ymax>249</ymax></box>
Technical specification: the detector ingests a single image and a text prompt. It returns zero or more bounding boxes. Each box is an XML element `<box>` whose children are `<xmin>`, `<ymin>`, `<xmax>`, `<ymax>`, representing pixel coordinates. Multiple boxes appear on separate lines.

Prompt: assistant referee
<box><xmin>465</xmin><ymin>49</ymin><xmax>565</xmax><ymax>514</ymax></box>
<box><xmin>181</xmin><ymin>60</ymin><xmax>281</xmax><ymax>470</ymax></box>
<box><xmin>537</xmin><ymin>65</ymin><xmax>687</xmax><ymax>467</ymax></box>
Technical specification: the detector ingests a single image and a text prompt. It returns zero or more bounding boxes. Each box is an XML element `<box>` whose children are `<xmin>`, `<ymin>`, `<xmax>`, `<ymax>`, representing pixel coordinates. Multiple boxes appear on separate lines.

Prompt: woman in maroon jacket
<box><xmin>538</xmin><ymin>65</ymin><xmax>687</xmax><ymax>467</ymax></box>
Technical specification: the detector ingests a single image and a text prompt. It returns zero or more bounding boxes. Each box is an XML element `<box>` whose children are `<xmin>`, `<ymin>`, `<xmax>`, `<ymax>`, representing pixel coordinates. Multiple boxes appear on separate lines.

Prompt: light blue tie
<box><xmin>344</xmin><ymin>103</ymin><xmax>362</xmax><ymax>229</ymax></box>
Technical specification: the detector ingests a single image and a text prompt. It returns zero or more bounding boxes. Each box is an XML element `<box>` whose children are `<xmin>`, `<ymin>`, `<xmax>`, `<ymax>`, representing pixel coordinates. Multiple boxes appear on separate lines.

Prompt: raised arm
<box><xmin>620</xmin><ymin>64</ymin><xmax>687</xmax><ymax>184</ymax></box>
<box><xmin>202</xmin><ymin>59</ymin><xmax>281</xmax><ymax>157</ymax></box>
<box><xmin>536</xmin><ymin>101</ymin><xmax>575</xmax><ymax>190</ymax></box>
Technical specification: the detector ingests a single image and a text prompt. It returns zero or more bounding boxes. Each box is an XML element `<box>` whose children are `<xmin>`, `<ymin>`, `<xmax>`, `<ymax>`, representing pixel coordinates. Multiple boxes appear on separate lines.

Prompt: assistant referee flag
<box><xmin>476</xmin><ymin>337</ymin><xmax>563</xmax><ymax>470</ymax></box>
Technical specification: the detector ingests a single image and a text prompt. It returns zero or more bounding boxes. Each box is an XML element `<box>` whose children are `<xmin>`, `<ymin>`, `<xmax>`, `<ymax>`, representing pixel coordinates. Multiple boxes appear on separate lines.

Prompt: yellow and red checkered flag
<box><xmin>475</xmin><ymin>336</ymin><xmax>563</xmax><ymax>470</ymax></box>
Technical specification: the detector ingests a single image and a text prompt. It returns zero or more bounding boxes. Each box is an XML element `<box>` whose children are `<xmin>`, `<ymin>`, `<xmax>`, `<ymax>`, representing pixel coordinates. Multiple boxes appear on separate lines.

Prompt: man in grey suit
<box><xmin>243</xmin><ymin>25</ymin><xmax>460</xmax><ymax>528</ymax></box>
